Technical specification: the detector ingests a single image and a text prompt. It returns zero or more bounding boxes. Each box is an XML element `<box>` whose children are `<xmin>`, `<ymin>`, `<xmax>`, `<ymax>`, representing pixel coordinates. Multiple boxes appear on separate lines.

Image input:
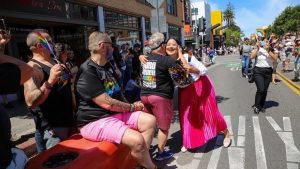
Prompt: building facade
<box><xmin>0</xmin><ymin>0</ymin><xmax>184</xmax><ymax>61</ymax></box>
<box><xmin>191</xmin><ymin>1</ymin><xmax>211</xmax><ymax>42</ymax></box>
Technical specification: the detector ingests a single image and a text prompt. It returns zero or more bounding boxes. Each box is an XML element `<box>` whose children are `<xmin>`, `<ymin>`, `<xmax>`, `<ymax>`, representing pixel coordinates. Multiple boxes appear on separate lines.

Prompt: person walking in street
<box><xmin>241</xmin><ymin>38</ymin><xmax>253</xmax><ymax>78</ymax></box>
<box><xmin>164</xmin><ymin>38</ymin><xmax>231</xmax><ymax>152</ymax></box>
<box><xmin>251</xmin><ymin>41</ymin><xmax>278</xmax><ymax>114</ymax></box>
<box><xmin>75</xmin><ymin>32</ymin><xmax>157</xmax><ymax>169</ymax></box>
<box><xmin>139</xmin><ymin>32</ymin><xmax>178</xmax><ymax>161</ymax></box>
<box><xmin>23</xmin><ymin>30</ymin><xmax>75</xmax><ymax>153</ymax></box>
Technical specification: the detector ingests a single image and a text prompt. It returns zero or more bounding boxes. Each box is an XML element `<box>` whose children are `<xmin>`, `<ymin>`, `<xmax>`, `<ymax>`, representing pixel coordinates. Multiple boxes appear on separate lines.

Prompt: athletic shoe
<box><xmin>154</xmin><ymin>149</ymin><xmax>173</xmax><ymax>161</ymax></box>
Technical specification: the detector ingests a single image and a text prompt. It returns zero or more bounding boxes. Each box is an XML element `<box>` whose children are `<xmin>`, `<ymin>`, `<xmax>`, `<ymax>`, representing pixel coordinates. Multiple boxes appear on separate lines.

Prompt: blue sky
<box><xmin>191</xmin><ymin>0</ymin><xmax>299</xmax><ymax>37</ymax></box>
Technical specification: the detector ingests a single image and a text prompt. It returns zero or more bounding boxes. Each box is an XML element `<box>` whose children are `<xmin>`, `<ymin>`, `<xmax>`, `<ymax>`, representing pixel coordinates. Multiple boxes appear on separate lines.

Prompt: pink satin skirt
<box><xmin>179</xmin><ymin>75</ymin><xmax>227</xmax><ymax>149</ymax></box>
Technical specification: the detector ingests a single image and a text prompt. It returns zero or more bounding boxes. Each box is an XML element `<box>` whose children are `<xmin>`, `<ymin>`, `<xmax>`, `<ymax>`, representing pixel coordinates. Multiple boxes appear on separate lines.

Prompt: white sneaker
<box><xmin>181</xmin><ymin>146</ymin><xmax>187</xmax><ymax>153</ymax></box>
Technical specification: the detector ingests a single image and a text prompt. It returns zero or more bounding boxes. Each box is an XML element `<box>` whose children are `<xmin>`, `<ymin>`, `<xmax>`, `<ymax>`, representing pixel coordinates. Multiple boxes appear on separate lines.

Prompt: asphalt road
<box><xmin>153</xmin><ymin>54</ymin><xmax>300</xmax><ymax>169</ymax></box>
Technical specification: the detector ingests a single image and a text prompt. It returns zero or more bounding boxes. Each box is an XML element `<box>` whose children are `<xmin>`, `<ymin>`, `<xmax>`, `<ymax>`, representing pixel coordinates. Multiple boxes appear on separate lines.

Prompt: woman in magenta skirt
<box><xmin>166</xmin><ymin>38</ymin><xmax>231</xmax><ymax>152</ymax></box>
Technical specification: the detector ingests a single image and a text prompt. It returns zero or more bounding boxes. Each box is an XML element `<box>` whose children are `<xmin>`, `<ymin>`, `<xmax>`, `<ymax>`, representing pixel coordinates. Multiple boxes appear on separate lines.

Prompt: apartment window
<box><xmin>167</xmin><ymin>0</ymin><xmax>177</xmax><ymax>16</ymax></box>
<box><xmin>104</xmin><ymin>11</ymin><xmax>139</xmax><ymax>29</ymax></box>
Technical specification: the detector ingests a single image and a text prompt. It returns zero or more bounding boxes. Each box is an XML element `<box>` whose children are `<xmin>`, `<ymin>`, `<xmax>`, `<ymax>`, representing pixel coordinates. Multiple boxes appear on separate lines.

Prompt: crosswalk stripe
<box><xmin>287</xmin><ymin>163</ymin><xmax>299</xmax><ymax>169</ymax></box>
<box><xmin>207</xmin><ymin>147</ymin><xmax>222</xmax><ymax>169</ymax></box>
<box><xmin>253</xmin><ymin>116</ymin><xmax>268</xmax><ymax>169</ymax></box>
<box><xmin>277</xmin><ymin>132</ymin><xmax>300</xmax><ymax>163</ymax></box>
<box><xmin>237</xmin><ymin>116</ymin><xmax>246</xmax><ymax>147</ymax></box>
<box><xmin>228</xmin><ymin>147</ymin><xmax>245</xmax><ymax>169</ymax></box>
<box><xmin>224</xmin><ymin>116</ymin><xmax>236</xmax><ymax>146</ymax></box>
<box><xmin>283</xmin><ymin>117</ymin><xmax>292</xmax><ymax>131</ymax></box>
<box><xmin>266</xmin><ymin>116</ymin><xmax>282</xmax><ymax>131</ymax></box>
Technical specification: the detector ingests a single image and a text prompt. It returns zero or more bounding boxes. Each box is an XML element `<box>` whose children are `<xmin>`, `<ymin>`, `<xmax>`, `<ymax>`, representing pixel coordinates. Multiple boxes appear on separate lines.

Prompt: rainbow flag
<box><xmin>35</xmin><ymin>32</ymin><xmax>58</xmax><ymax>61</ymax></box>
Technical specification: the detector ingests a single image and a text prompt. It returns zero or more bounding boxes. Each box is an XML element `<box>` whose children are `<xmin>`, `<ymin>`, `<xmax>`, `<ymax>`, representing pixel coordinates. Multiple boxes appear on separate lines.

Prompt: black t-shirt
<box><xmin>140</xmin><ymin>54</ymin><xmax>177</xmax><ymax>99</ymax></box>
<box><xmin>28</xmin><ymin>59</ymin><xmax>74</xmax><ymax>130</ymax></box>
<box><xmin>75</xmin><ymin>59</ymin><xmax>123</xmax><ymax>127</ymax></box>
<box><xmin>0</xmin><ymin>63</ymin><xmax>21</xmax><ymax>168</ymax></box>
<box><xmin>0</xmin><ymin>63</ymin><xmax>21</xmax><ymax>95</ymax></box>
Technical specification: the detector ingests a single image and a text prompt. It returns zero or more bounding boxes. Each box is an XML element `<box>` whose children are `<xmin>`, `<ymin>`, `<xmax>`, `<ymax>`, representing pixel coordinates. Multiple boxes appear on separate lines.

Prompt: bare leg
<box><xmin>272</xmin><ymin>73</ymin><xmax>277</xmax><ymax>84</ymax></box>
<box><xmin>121</xmin><ymin>128</ymin><xmax>156</xmax><ymax>169</ymax></box>
<box><xmin>157</xmin><ymin>129</ymin><xmax>169</xmax><ymax>153</ymax></box>
<box><xmin>137</xmin><ymin>112</ymin><xmax>156</xmax><ymax>149</ymax></box>
<box><xmin>223</xmin><ymin>129</ymin><xmax>231</xmax><ymax>148</ymax></box>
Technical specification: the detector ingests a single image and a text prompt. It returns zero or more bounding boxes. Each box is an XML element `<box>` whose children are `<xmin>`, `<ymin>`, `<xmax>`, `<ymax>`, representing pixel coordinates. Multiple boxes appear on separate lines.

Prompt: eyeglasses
<box><xmin>98</xmin><ymin>41</ymin><xmax>112</xmax><ymax>46</ymax></box>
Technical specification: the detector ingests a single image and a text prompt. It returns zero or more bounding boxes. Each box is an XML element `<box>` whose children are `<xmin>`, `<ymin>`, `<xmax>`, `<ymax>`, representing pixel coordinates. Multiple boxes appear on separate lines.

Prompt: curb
<box><xmin>277</xmin><ymin>72</ymin><xmax>300</xmax><ymax>91</ymax></box>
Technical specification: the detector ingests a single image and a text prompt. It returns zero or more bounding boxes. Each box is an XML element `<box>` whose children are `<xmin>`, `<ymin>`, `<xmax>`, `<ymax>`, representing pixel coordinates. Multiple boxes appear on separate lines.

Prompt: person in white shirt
<box><xmin>251</xmin><ymin>41</ymin><xmax>278</xmax><ymax>114</ymax></box>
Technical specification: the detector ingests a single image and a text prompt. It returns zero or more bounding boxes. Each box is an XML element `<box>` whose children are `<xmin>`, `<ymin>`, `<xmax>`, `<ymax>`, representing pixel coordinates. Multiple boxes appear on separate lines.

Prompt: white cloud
<box><xmin>235</xmin><ymin>0</ymin><xmax>294</xmax><ymax>37</ymax></box>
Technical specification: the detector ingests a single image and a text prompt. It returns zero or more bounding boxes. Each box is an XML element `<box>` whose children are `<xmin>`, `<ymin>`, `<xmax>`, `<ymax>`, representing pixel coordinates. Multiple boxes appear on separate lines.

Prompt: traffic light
<box><xmin>202</xmin><ymin>17</ymin><xmax>206</xmax><ymax>32</ymax></box>
<box><xmin>197</xmin><ymin>17</ymin><xmax>203</xmax><ymax>33</ymax></box>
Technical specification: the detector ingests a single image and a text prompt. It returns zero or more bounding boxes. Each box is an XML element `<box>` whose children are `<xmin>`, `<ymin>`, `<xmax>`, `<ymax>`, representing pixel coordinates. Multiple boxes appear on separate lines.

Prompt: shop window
<box><xmin>145</xmin><ymin>19</ymin><xmax>151</xmax><ymax>32</ymax></box>
<box><xmin>66</xmin><ymin>2</ymin><xmax>96</xmax><ymax>21</ymax></box>
<box><xmin>167</xmin><ymin>0</ymin><xmax>177</xmax><ymax>16</ymax></box>
<box><xmin>104</xmin><ymin>11</ymin><xmax>139</xmax><ymax>29</ymax></box>
<box><xmin>168</xmin><ymin>24</ymin><xmax>180</xmax><ymax>40</ymax></box>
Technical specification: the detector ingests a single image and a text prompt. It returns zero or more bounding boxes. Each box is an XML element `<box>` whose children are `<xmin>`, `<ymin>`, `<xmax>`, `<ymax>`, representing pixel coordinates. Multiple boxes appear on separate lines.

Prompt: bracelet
<box><xmin>129</xmin><ymin>104</ymin><xmax>134</xmax><ymax>112</ymax></box>
<box><xmin>44</xmin><ymin>81</ymin><xmax>53</xmax><ymax>90</ymax></box>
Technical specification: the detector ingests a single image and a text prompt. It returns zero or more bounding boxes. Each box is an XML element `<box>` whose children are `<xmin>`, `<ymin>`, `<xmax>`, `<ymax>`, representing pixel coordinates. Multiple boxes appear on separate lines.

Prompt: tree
<box><xmin>222</xmin><ymin>2</ymin><xmax>242</xmax><ymax>46</ymax></box>
<box><xmin>269</xmin><ymin>5</ymin><xmax>300</xmax><ymax>36</ymax></box>
<box><xmin>223</xmin><ymin>2</ymin><xmax>235</xmax><ymax>27</ymax></box>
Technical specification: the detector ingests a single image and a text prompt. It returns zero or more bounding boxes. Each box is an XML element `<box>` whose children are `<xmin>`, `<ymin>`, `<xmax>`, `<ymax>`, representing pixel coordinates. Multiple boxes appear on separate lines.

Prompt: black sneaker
<box><xmin>253</xmin><ymin>107</ymin><xmax>260</xmax><ymax>114</ymax></box>
<box><xmin>260</xmin><ymin>108</ymin><xmax>266</xmax><ymax>113</ymax></box>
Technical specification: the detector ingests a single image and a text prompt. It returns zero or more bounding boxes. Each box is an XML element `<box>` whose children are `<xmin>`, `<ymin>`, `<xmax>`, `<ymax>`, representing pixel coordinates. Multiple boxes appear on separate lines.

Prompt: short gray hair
<box><xmin>148</xmin><ymin>32</ymin><xmax>165</xmax><ymax>50</ymax></box>
<box><xmin>88</xmin><ymin>31</ymin><xmax>111</xmax><ymax>54</ymax></box>
<box><xmin>26</xmin><ymin>29</ymin><xmax>50</xmax><ymax>51</ymax></box>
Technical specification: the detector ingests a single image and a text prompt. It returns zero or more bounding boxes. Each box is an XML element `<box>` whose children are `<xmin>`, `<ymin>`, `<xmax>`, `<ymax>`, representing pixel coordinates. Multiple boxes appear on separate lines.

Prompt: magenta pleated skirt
<box><xmin>178</xmin><ymin>75</ymin><xmax>227</xmax><ymax>149</ymax></box>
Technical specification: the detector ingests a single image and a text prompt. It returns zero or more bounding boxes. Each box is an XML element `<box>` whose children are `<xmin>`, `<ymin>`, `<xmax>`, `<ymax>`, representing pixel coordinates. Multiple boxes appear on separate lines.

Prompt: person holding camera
<box><xmin>23</xmin><ymin>30</ymin><xmax>75</xmax><ymax>153</ymax></box>
<box><xmin>251</xmin><ymin>40</ymin><xmax>278</xmax><ymax>114</ymax></box>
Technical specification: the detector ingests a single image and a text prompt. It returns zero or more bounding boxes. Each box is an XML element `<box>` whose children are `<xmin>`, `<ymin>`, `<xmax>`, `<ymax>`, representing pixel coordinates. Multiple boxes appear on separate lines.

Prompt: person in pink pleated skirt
<box><xmin>166</xmin><ymin>38</ymin><xmax>232</xmax><ymax>152</ymax></box>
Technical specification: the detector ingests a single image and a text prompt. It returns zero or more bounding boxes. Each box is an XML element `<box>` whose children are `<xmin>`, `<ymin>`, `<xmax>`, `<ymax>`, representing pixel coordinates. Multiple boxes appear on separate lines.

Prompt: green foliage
<box><xmin>269</xmin><ymin>5</ymin><xmax>300</xmax><ymax>36</ymax></box>
<box><xmin>223</xmin><ymin>2</ymin><xmax>235</xmax><ymax>27</ymax></box>
<box><xmin>224</xmin><ymin>28</ymin><xmax>241</xmax><ymax>46</ymax></box>
<box><xmin>223</xmin><ymin>2</ymin><xmax>242</xmax><ymax>46</ymax></box>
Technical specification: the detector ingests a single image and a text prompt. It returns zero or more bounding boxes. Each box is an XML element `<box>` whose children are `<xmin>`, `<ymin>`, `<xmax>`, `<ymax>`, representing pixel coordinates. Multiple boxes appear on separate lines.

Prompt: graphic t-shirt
<box><xmin>75</xmin><ymin>59</ymin><xmax>122</xmax><ymax>127</ymax></box>
<box><xmin>140</xmin><ymin>54</ymin><xmax>177</xmax><ymax>99</ymax></box>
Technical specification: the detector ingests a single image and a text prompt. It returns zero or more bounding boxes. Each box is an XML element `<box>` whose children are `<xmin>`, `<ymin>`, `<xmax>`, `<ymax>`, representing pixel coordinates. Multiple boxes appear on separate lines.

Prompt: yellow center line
<box><xmin>277</xmin><ymin>72</ymin><xmax>300</xmax><ymax>96</ymax></box>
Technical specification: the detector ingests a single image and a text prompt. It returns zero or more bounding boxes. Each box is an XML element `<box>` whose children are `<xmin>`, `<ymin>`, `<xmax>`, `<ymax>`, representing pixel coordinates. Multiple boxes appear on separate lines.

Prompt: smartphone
<box><xmin>0</xmin><ymin>19</ymin><xmax>7</xmax><ymax>31</ymax></box>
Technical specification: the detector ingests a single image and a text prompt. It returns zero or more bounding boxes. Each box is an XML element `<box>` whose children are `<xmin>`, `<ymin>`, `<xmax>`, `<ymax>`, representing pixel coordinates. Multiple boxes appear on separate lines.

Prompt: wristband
<box><xmin>129</xmin><ymin>104</ymin><xmax>134</xmax><ymax>112</ymax></box>
<box><xmin>44</xmin><ymin>81</ymin><xmax>53</xmax><ymax>90</ymax></box>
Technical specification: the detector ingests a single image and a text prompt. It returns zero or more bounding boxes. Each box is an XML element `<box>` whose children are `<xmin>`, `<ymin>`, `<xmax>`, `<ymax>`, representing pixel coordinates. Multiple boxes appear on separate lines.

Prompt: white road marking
<box><xmin>283</xmin><ymin>117</ymin><xmax>292</xmax><ymax>132</ymax></box>
<box><xmin>266</xmin><ymin>116</ymin><xmax>282</xmax><ymax>131</ymax></box>
<box><xmin>238</xmin><ymin>116</ymin><xmax>246</xmax><ymax>136</ymax></box>
<box><xmin>224</xmin><ymin>116</ymin><xmax>235</xmax><ymax>146</ymax></box>
<box><xmin>287</xmin><ymin>163</ymin><xmax>299</xmax><ymax>169</ymax></box>
<box><xmin>237</xmin><ymin>116</ymin><xmax>246</xmax><ymax>147</ymax></box>
<box><xmin>228</xmin><ymin>147</ymin><xmax>245</xmax><ymax>169</ymax></box>
<box><xmin>253</xmin><ymin>116</ymin><xmax>268</xmax><ymax>169</ymax></box>
<box><xmin>278</xmin><ymin>132</ymin><xmax>300</xmax><ymax>163</ymax></box>
<box><xmin>237</xmin><ymin>136</ymin><xmax>245</xmax><ymax>147</ymax></box>
<box><xmin>207</xmin><ymin>147</ymin><xmax>222</xmax><ymax>169</ymax></box>
<box><xmin>266</xmin><ymin>116</ymin><xmax>300</xmax><ymax>163</ymax></box>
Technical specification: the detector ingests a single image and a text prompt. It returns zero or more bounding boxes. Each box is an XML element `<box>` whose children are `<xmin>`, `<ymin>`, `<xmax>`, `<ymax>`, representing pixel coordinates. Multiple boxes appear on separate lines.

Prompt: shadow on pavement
<box><xmin>12</xmin><ymin>132</ymin><xmax>35</xmax><ymax>145</ymax></box>
<box><xmin>216</xmin><ymin>96</ymin><xmax>230</xmax><ymax>103</ymax></box>
<box><xmin>265</xmin><ymin>100</ymin><xmax>279</xmax><ymax>109</ymax></box>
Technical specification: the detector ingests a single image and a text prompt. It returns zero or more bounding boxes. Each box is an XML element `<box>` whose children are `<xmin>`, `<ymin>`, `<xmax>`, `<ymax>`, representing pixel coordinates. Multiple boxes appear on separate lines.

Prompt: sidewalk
<box><xmin>275</xmin><ymin>59</ymin><xmax>300</xmax><ymax>93</ymax></box>
<box><xmin>4</xmin><ymin>100</ymin><xmax>36</xmax><ymax>156</ymax></box>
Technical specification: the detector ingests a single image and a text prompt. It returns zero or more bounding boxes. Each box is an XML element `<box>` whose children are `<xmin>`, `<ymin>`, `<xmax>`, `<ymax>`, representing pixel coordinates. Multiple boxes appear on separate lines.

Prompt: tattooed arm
<box><xmin>24</xmin><ymin>62</ymin><xmax>64</xmax><ymax>108</ymax></box>
<box><xmin>92</xmin><ymin>93</ymin><xmax>144</xmax><ymax>113</ymax></box>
